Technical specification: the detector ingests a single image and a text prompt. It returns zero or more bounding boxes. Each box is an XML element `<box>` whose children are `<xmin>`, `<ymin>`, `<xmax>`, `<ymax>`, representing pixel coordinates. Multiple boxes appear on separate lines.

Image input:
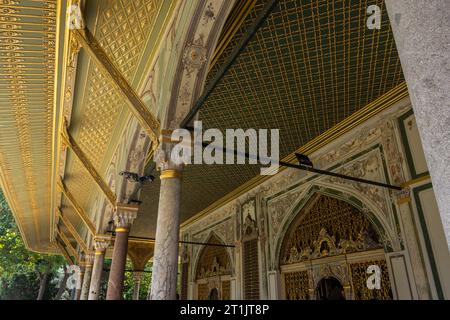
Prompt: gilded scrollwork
<box><xmin>284</xmin><ymin>271</ymin><xmax>310</xmax><ymax>300</ymax></box>
<box><xmin>280</xmin><ymin>194</ymin><xmax>382</xmax><ymax>265</ymax></box>
<box><xmin>195</xmin><ymin>234</ymin><xmax>231</xmax><ymax>280</ymax></box>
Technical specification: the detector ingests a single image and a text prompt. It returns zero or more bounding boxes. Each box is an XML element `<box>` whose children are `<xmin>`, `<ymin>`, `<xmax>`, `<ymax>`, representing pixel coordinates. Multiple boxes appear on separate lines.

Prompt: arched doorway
<box><xmin>209</xmin><ymin>288</ymin><xmax>219</xmax><ymax>300</ymax></box>
<box><xmin>195</xmin><ymin>234</ymin><xmax>232</xmax><ymax>300</ymax></box>
<box><xmin>279</xmin><ymin>193</ymin><xmax>393</xmax><ymax>300</ymax></box>
<box><xmin>316</xmin><ymin>277</ymin><xmax>345</xmax><ymax>300</ymax></box>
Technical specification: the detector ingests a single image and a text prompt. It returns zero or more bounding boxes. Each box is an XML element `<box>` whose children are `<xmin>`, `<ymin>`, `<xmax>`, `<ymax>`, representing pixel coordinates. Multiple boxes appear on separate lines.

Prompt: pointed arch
<box><xmin>273</xmin><ymin>183</ymin><xmax>399</xmax><ymax>269</ymax></box>
<box><xmin>278</xmin><ymin>193</ymin><xmax>383</xmax><ymax>266</ymax></box>
<box><xmin>193</xmin><ymin>232</ymin><xmax>233</xmax><ymax>281</ymax></box>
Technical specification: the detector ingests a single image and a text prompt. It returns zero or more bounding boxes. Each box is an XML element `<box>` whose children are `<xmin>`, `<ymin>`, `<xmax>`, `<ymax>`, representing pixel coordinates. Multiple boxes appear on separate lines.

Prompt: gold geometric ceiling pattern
<box><xmin>0</xmin><ymin>0</ymin><xmax>169</xmax><ymax>252</ymax></box>
<box><xmin>0</xmin><ymin>0</ymin><xmax>57</xmax><ymax>251</ymax></box>
<box><xmin>136</xmin><ymin>0</ymin><xmax>405</xmax><ymax>237</ymax></box>
<box><xmin>63</xmin><ymin>0</ymin><xmax>164</xmax><ymax>224</ymax></box>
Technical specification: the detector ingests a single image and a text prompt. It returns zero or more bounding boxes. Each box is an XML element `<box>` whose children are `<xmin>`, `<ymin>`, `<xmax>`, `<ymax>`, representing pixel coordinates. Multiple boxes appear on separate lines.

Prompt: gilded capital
<box><xmin>81</xmin><ymin>253</ymin><xmax>94</xmax><ymax>267</ymax></box>
<box><xmin>113</xmin><ymin>203</ymin><xmax>139</xmax><ymax>229</ymax></box>
<box><xmin>94</xmin><ymin>234</ymin><xmax>111</xmax><ymax>254</ymax></box>
<box><xmin>153</xmin><ymin>141</ymin><xmax>184</xmax><ymax>173</ymax></box>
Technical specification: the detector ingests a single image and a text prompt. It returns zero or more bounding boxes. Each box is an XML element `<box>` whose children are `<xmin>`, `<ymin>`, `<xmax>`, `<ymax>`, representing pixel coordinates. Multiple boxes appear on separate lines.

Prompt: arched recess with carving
<box><xmin>279</xmin><ymin>193</ymin><xmax>383</xmax><ymax>265</ymax></box>
<box><xmin>272</xmin><ymin>183</ymin><xmax>401</xmax><ymax>269</ymax></box>
<box><xmin>275</xmin><ymin>189</ymin><xmax>394</xmax><ymax>300</ymax></box>
<box><xmin>193</xmin><ymin>233</ymin><xmax>233</xmax><ymax>300</ymax></box>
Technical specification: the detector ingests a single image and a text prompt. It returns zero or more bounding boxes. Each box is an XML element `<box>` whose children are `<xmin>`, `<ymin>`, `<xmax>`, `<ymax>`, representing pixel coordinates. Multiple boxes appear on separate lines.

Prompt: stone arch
<box><xmin>154</xmin><ymin>0</ymin><xmax>237</xmax><ymax>129</ymax></box>
<box><xmin>193</xmin><ymin>232</ymin><xmax>233</xmax><ymax>300</ymax></box>
<box><xmin>278</xmin><ymin>192</ymin><xmax>384</xmax><ymax>267</ymax></box>
<box><xmin>273</xmin><ymin>183</ymin><xmax>399</xmax><ymax>269</ymax></box>
<box><xmin>115</xmin><ymin>0</ymin><xmax>236</xmax><ymax>204</ymax></box>
<box><xmin>192</xmin><ymin>231</ymin><xmax>233</xmax><ymax>281</ymax></box>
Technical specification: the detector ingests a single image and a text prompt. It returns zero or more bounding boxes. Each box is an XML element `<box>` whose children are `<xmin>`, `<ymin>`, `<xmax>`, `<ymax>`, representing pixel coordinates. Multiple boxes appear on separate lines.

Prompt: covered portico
<box><xmin>0</xmin><ymin>0</ymin><xmax>449</xmax><ymax>300</ymax></box>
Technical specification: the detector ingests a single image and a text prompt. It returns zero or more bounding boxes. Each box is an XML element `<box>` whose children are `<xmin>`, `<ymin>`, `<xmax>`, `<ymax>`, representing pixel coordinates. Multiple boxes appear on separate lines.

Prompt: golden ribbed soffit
<box><xmin>0</xmin><ymin>0</ymin><xmax>57</xmax><ymax>251</ymax></box>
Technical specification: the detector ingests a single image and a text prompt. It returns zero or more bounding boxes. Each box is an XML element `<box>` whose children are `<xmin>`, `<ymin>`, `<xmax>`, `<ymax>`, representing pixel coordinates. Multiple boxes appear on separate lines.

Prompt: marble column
<box><xmin>79</xmin><ymin>254</ymin><xmax>94</xmax><ymax>300</ymax></box>
<box><xmin>88</xmin><ymin>235</ymin><xmax>111</xmax><ymax>300</ymax></box>
<box><xmin>106</xmin><ymin>204</ymin><xmax>138</xmax><ymax>300</ymax></box>
<box><xmin>132</xmin><ymin>271</ymin><xmax>143</xmax><ymax>300</ymax></box>
<box><xmin>150</xmin><ymin>145</ymin><xmax>183</xmax><ymax>300</ymax></box>
<box><xmin>385</xmin><ymin>0</ymin><xmax>450</xmax><ymax>247</ymax></box>
<box><xmin>75</xmin><ymin>265</ymin><xmax>85</xmax><ymax>300</ymax></box>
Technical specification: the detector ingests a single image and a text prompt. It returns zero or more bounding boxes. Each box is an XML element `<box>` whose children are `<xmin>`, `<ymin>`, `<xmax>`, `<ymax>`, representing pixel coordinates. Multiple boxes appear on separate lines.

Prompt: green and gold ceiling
<box><xmin>135</xmin><ymin>0</ymin><xmax>405</xmax><ymax>238</ymax></box>
<box><xmin>0</xmin><ymin>0</ymin><xmax>408</xmax><ymax>251</ymax></box>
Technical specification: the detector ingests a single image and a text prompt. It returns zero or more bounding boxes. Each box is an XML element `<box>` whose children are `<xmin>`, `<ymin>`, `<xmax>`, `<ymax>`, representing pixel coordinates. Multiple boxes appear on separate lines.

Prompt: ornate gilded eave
<box><xmin>0</xmin><ymin>0</ymin><xmax>61</xmax><ymax>253</ymax></box>
<box><xmin>0</xmin><ymin>0</ymin><xmax>177</xmax><ymax>255</ymax></box>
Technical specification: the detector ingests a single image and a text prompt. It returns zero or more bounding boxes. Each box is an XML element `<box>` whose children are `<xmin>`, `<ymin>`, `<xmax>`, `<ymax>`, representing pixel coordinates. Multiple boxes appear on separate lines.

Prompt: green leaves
<box><xmin>0</xmin><ymin>189</ymin><xmax>66</xmax><ymax>299</ymax></box>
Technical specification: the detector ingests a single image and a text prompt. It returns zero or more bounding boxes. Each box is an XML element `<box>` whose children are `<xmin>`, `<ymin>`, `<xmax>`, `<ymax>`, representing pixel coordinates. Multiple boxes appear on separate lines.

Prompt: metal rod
<box><xmin>188</xmin><ymin>140</ymin><xmax>402</xmax><ymax>191</ymax></box>
<box><xmin>101</xmin><ymin>268</ymin><xmax>180</xmax><ymax>274</ymax></box>
<box><xmin>178</xmin><ymin>239</ymin><xmax>235</xmax><ymax>248</ymax></box>
<box><xmin>280</xmin><ymin>161</ymin><xmax>402</xmax><ymax>190</ymax></box>
<box><xmin>174</xmin><ymin>0</ymin><xmax>401</xmax><ymax>191</ymax></box>
<box><xmin>179</xmin><ymin>0</ymin><xmax>279</xmax><ymax>129</ymax></box>
<box><xmin>121</xmin><ymin>234</ymin><xmax>236</xmax><ymax>248</ymax></box>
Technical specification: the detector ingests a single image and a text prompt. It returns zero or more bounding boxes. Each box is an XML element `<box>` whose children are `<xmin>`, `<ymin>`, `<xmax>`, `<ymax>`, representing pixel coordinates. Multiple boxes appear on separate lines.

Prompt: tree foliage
<box><xmin>0</xmin><ymin>189</ymin><xmax>66</xmax><ymax>300</ymax></box>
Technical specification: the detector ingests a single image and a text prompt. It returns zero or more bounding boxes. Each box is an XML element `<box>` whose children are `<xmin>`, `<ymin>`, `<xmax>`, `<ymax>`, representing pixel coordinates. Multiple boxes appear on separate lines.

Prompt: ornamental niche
<box><xmin>196</xmin><ymin>234</ymin><xmax>231</xmax><ymax>280</ymax></box>
<box><xmin>280</xmin><ymin>194</ymin><xmax>382</xmax><ymax>265</ymax></box>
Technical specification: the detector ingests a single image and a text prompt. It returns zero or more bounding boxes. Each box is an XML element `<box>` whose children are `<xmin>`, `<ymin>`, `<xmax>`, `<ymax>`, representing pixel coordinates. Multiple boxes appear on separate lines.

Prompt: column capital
<box><xmin>114</xmin><ymin>203</ymin><xmax>139</xmax><ymax>230</ymax></box>
<box><xmin>94</xmin><ymin>234</ymin><xmax>111</xmax><ymax>254</ymax></box>
<box><xmin>153</xmin><ymin>141</ymin><xmax>184</xmax><ymax>174</ymax></box>
<box><xmin>133</xmin><ymin>271</ymin><xmax>144</xmax><ymax>281</ymax></box>
<box><xmin>81</xmin><ymin>253</ymin><xmax>94</xmax><ymax>267</ymax></box>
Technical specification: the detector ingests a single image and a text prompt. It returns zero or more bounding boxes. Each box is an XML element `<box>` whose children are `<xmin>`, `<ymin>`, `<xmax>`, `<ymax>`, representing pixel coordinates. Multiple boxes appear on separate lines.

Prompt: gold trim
<box><xmin>56</xmin><ymin>241</ymin><xmax>74</xmax><ymax>265</ymax></box>
<box><xmin>128</xmin><ymin>238</ymin><xmax>156</xmax><ymax>245</ymax></box>
<box><xmin>209</xmin><ymin>0</ymin><xmax>256</xmax><ymax>71</ymax></box>
<box><xmin>57</xmin><ymin>178</ymin><xmax>96</xmax><ymax>236</ymax></box>
<box><xmin>400</xmin><ymin>174</ymin><xmax>430</xmax><ymax>188</ymax></box>
<box><xmin>115</xmin><ymin>227</ymin><xmax>129</xmax><ymax>233</ymax></box>
<box><xmin>160</xmin><ymin>169</ymin><xmax>183</xmax><ymax>180</ymax></box>
<box><xmin>56</xmin><ymin>228</ymin><xmax>78</xmax><ymax>261</ymax></box>
<box><xmin>181</xmin><ymin>82</ymin><xmax>409</xmax><ymax>229</ymax></box>
<box><xmin>397</xmin><ymin>197</ymin><xmax>411</xmax><ymax>205</ymax></box>
<box><xmin>57</xmin><ymin>208</ymin><xmax>88</xmax><ymax>253</ymax></box>
<box><xmin>95</xmin><ymin>251</ymin><xmax>105</xmax><ymax>256</ymax></box>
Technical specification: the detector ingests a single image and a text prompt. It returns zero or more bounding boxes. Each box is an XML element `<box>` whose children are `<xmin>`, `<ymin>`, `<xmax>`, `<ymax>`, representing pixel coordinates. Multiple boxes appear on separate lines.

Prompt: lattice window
<box><xmin>350</xmin><ymin>259</ymin><xmax>392</xmax><ymax>300</ymax></box>
<box><xmin>196</xmin><ymin>234</ymin><xmax>231</xmax><ymax>280</ymax></box>
<box><xmin>243</xmin><ymin>238</ymin><xmax>260</xmax><ymax>299</ymax></box>
<box><xmin>180</xmin><ymin>262</ymin><xmax>189</xmax><ymax>300</ymax></box>
<box><xmin>197</xmin><ymin>283</ymin><xmax>209</xmax><ymax>300</ymax></box>
<box><xmin>284</xmin><ymin>271</ymin><xmax>310</xmax><ymax>300</ymax></box>
<box><xmin>222</xmin><ymin>280</ymin><xmax>231</xmax><ymax>300</ymax></box>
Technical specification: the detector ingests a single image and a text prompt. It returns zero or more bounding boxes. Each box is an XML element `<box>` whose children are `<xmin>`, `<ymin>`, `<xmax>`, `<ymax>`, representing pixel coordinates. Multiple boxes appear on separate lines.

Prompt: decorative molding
<box><xmin>60</xmin><ymin>121</ymin><xmax>117</xmax><ymax>206</ymax></box>
<box><xmin>57</xmin><ymin>178</ymin><xmax>96</xmax><ymax>236</ymax></box>
<box><xmin>114</xmin><ymin>203</ymin><xmax>139</xmax><ymax>228</ymax></box>
<box><xmin>93</xmin><ymin>234</ymin><xmax>111</xmax><ymax>254</ymax></box>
